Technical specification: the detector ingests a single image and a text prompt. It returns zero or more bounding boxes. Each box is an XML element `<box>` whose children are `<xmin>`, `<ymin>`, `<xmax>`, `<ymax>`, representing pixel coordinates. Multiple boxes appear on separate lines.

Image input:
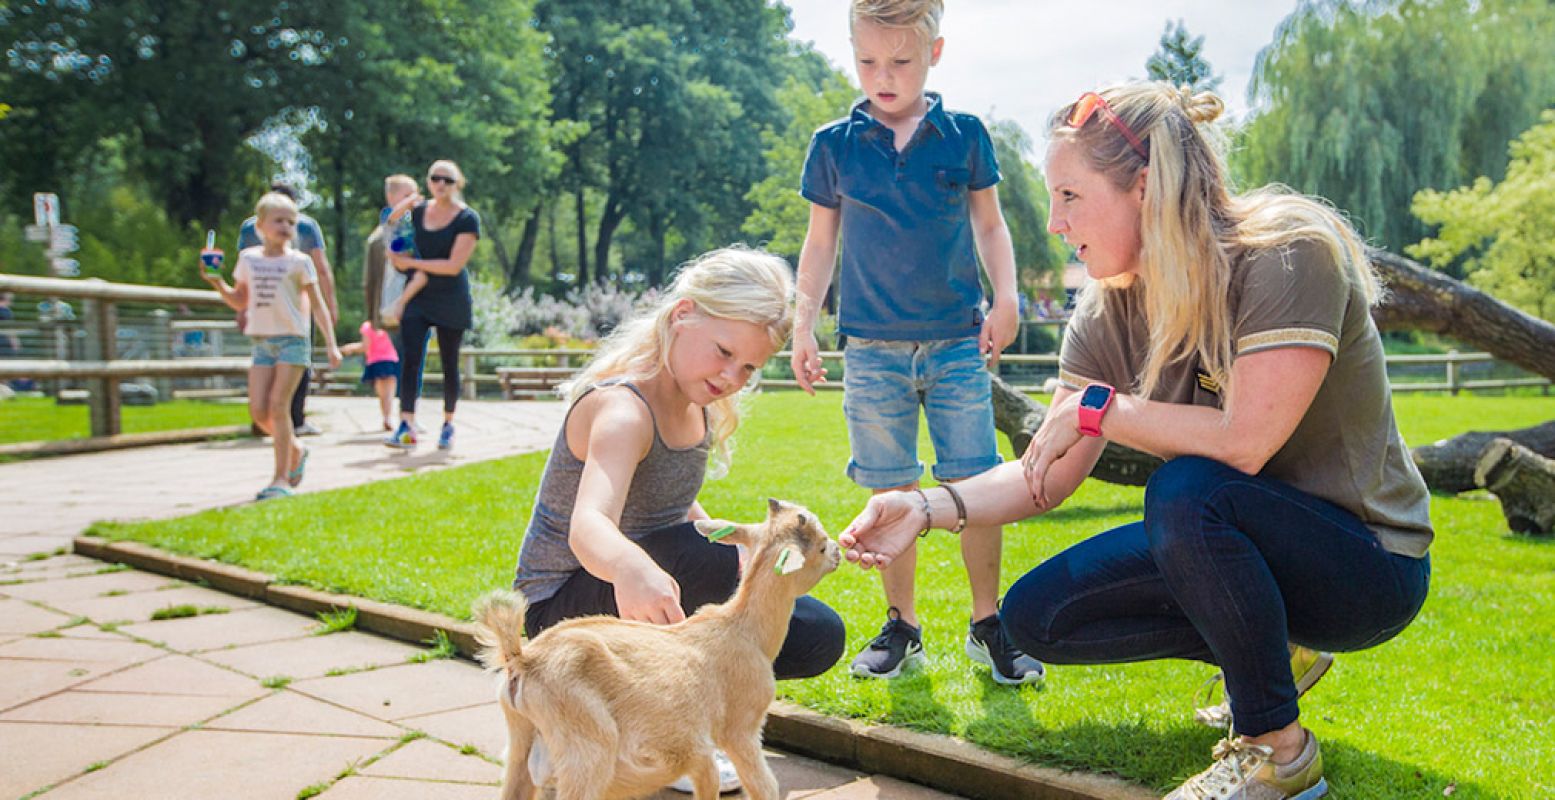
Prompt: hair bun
<box><xmin>1175</xmin><ymin>86</ymin><xmax>1224</xmax><ymax>124</ymax></box>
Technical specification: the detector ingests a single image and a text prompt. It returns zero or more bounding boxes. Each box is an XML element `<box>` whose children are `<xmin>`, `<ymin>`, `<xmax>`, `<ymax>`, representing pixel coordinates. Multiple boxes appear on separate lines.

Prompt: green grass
<box><xmin>89</xmin><ymin>392</ymin><xmax>1555</xmax><ymax>797</ymax></box>
<box><xmin>0</xmin><ymin>396</ymin><xmax>252</xmax><ymax>445</ymax></box>
<box><xmin>312</xmin><ymin>607</ymin><xmax>357</xmax><ymax>635</ymax></box>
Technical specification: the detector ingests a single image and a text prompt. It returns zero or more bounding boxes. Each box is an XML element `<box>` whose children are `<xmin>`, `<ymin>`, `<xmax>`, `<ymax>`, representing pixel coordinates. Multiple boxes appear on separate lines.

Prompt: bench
<box><xmin>496</xmin><ymin>366</ymin><xmax>576</xmax><ymax>400</ymax></box>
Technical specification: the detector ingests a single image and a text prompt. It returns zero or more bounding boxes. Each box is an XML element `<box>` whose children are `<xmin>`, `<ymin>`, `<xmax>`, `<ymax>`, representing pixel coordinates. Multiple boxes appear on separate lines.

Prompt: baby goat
<box><xmin>475</xmin><ymin>498</ymin><xmax>841</xmax><ymax>800</ymax></box>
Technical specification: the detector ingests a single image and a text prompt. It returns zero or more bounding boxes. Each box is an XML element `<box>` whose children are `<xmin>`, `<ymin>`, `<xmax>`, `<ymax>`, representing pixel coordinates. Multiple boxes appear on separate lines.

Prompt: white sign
<box><xmin>33</xmin><ymin>193</ymin><xmax>60</xmax><ymax>227</ymax></box>
<box><xmin>51</xmin><ymin>257</ymin><xmax>80</xmax><ymax>277</ymax></box>
<box><xmin>24</xmin><ymin>225</ymin><xmax>50</xmax><ymax>243</ymax></box>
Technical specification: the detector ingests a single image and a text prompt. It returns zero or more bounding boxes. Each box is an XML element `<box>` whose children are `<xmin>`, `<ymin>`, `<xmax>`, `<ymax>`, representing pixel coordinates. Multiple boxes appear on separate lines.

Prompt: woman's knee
<box><xmin>774</xmin><ymin>597</ymin><xmax>846</xmax><ymax>680</ymax></box>
<box><xmin>998</xmin><ymin>567</ymin><xmax>1074</xmax><ymax>662</ymax></box>
<box><xmin>1143</xmin><ymin>456</ymin><xmax>1240</xmax><ymax>557</ymax></box>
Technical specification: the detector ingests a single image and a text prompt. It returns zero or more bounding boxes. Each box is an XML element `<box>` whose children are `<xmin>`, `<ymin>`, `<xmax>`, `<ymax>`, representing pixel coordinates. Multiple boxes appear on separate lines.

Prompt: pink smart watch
<box><xmin>1077</xmin><ymin>383</ymin><xmax>1115</xmax><ymax>437</ymax></box>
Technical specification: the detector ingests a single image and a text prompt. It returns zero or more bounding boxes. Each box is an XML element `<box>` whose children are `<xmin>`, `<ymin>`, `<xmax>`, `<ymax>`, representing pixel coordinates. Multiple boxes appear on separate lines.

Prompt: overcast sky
<box><xmin>783</xmin><ymin>1</ymin><xmax>1301</xmax><ymax>150</ymax></box>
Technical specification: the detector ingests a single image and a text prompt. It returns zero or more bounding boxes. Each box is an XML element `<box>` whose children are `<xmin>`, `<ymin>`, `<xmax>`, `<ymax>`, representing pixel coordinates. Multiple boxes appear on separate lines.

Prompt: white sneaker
<box><xmin>668</xmin><ymin>750</ymin><xmax>741</xmax><ymax>794</ymax></box>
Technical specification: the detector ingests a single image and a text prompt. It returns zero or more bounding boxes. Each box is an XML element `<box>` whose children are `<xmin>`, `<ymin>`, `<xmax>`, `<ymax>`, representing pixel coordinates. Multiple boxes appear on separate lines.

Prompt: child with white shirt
<box><xmin>203</xmin><ymin>192</ymin><xmax>341</xmax><ymax>501</ymax></box>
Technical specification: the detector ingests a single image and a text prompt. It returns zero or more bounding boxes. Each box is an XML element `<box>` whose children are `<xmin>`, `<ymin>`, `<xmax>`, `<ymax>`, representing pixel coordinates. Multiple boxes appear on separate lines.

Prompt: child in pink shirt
<box><xmin>340</xmin><ymin>320</ymin><xmax>400</xmax><ymax>431</ymax></box>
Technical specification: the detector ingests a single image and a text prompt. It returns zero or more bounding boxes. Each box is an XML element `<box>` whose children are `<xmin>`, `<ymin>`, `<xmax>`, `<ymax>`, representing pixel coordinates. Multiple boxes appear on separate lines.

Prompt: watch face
<box><xmin>1081</xmin><ymin>384</ymin><xmax>1112</xmax><ymax>409</ymax></box>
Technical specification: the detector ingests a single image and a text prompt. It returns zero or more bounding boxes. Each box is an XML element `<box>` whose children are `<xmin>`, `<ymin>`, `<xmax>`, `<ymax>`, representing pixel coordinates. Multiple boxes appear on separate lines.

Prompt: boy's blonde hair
<box><xmin>385</xmin><ymin>174</ymin><xmax>417</xmax><ymax>194</ymax></box>
<box><xmin>1049</xmin><ymin>81</ymin><xmax>1380</xmax><ymax>403</ymax></box>
<box><xmin>850</xmin><ymin>0</ymin><xmax>943</xmax><ymax>45</ymax></box>
<box><xmin>563</xmin><ymin>246</ymin><xmax>795</xmax><ymax>478</ymax></box>
<box><xmin>254</xmin><ymin>192</ymin><xmax>299</xmax><ymax>234</ymax></box>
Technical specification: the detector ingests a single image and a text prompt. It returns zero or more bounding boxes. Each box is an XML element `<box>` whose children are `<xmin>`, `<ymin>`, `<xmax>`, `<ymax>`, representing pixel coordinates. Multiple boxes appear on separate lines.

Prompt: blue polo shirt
<box><xmin>801</xmin><ymin>92</ymin><xmax>1000</xmax><ymax>341</ymax></box>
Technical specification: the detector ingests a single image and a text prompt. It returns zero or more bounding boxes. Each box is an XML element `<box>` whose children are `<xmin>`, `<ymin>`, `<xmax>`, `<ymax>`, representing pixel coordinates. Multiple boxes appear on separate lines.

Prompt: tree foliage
<box><xmin>1409</xmin><ymin>110</ymin><xmax>1555</xmax><ymax>322</ymax></box>
<box><xmin>987</xmin><ymin>118</ymin><xmax>1064</xmax><ymax>293</ymax></box>
<box><xmin>1235</xmin><ymin>0</ymin><xmax>1555</xmax><ymax>254</ymax></box>
<box><xmin>1145</xmin><ymin>19</ymin><xmax>1221</xmax><ymax>92</ymax></box>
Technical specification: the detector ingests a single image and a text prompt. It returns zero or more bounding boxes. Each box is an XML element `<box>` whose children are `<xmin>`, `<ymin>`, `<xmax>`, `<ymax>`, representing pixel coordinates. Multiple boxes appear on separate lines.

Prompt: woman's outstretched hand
<box><xmin>837</xmin><ymin>491</ymin><xmax>924</xmax><ymax>570</ymax></box>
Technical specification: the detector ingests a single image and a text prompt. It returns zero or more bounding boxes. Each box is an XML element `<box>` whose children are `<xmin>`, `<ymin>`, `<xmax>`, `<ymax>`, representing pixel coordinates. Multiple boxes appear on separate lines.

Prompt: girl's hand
<box><xmin>1022</xmin><ymin>392</ymin><xmax>1084</xmax><ymax>508</ymax></box>
<box><xmin>837</xmin><ymin>491</ymin><xmax>924</xmax><ymax>570</ymax></box>
<box><xmin>613</xmin><ymin>561</ymin><xmax>685</xmax><ymax>625</ymax></box>
<box><xmin>326</xmin><ymin>346</ymin><xmax>342</xmax><ymax>370</ymax></box>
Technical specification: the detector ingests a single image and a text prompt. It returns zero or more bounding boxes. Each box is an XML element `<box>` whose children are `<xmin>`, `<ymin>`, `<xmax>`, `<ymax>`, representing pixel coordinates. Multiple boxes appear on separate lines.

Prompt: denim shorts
<box><xmin>251</xmin><ymin>335</ymin><xmax>311</xmax><ymax>367</ymax></box>
<box><xmin>842</xmin><ymin>336</ymin><xmax>1000</xmax><ymax>489</ymax></box>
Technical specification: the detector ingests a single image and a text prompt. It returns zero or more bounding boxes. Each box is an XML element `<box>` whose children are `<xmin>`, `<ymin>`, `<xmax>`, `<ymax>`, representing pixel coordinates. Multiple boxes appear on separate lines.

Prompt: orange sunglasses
<box><xmin>1068</xmin><ymin>92</ymin><xmax>1149</xmax><ymax>161</ymax></box>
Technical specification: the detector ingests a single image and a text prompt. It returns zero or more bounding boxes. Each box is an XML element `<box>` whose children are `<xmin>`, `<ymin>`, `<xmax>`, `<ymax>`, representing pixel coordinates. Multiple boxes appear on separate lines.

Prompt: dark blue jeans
<box><xmin>1002</xmin><ymin>456</ymin><xmax>1430</xmax><ymax>736</ymax></box>
<box><xmin>522</xmin><ymin>522</ymin><xmax>847</xmax><ymax>681</ymax></box>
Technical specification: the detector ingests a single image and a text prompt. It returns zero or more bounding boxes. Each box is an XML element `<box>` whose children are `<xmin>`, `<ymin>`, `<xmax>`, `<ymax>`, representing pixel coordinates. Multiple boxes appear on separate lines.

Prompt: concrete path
<box><xmin>0</xmin><ymin>397</ymin><xmax>570</xmax><ymax>557</ymax></box>
<box><xmin>1</xmin><ymin>553</ymin><xmax>962</xmax><ymax>799</ymax></box>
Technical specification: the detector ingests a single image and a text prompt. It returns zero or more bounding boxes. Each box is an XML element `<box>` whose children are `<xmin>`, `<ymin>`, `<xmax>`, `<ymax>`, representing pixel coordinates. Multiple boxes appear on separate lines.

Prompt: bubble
<box><xmin>633</xmin><ymin>86</ymin><xmax>641</xmax><ymax>95</ymax></box>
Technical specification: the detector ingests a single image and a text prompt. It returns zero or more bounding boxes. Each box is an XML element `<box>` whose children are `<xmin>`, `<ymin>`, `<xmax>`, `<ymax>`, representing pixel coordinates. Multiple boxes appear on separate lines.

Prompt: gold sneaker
<box><xmin>1195</xmin><ymin>645</ymin><xmax>1334</xmax><ymax>729</ymax></box>
<box><xmin>1164</xmin><ymin>732</ymin><xmax>1327</xmax><ymax>800</ymax></box>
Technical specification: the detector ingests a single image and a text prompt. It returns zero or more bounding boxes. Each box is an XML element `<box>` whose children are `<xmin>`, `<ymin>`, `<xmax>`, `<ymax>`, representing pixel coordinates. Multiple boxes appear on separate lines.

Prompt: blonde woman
<box><xmin>511</xmin><ymin>246</ymin><xmax>845</xmax><ymax>794</ymax></box>
<box><xmin>385</xmin><ymin>160</ymin><xmax>479</xmax><ymax>450</ymax></box>
<box><xmin>838</xmin><ymin>82</ymin><xmax>1432</xmax><ymax>800</ymax></box>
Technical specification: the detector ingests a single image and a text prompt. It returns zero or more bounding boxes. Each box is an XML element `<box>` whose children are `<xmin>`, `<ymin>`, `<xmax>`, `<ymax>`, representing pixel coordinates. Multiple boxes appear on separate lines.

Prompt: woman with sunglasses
<box><xmin>385</xmin><ymin>159</ymin><xmax>481</xmax><ymax>451</ymax></box>
<box><xmin>837</xmin><ymin>82</ymin><xmax>1431</xmax><ymax>800</ymax></box>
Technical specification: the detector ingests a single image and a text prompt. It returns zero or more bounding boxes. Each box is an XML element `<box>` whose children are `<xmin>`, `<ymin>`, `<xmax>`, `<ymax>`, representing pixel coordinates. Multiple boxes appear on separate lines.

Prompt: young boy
<box><xmin>792</xmin><ymin>0</ymin><xmax>1043</xmax><ymax>685</ymax></box>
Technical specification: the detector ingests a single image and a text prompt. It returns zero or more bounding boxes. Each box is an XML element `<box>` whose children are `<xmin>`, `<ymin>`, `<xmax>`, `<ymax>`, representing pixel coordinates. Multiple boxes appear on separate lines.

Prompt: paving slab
<box><xmin>293</xmin><ymin>658</ymin><xmax>496</xmax><ymax>723</ymax></box>
<box><xmin>204</xmin><ymin>689</ymin><xmax>404</xmax><ymax>739</ymax></box>
<box><xmin>0</xmin><ymin>569</ymin><xmax>184</xmax><ymax>603</ymax></box>
<box><xmin>116</xmin><ymin>604</ymin><xmax>319</xmax><ymax>652</ymax></box>
<box><xmin>0</xmin><ymin>635</ymin><xmax>165</xmax><ymax>666</ymax></box>
<box><xmin>0</xmin><ymin>596</ymin><xmax>74</xmax><ymax>634</ymax></box>
<box><xmin>394</xmin><ymin>702</ymin><xmax>506</xmax><ymax>759</ymax></box>
<box><xmin>78</xmin><ymin>652</ymin><xmax>265</xmax><ymax>697</ymax></box>
<box><xmin>359</xmin><ymin>738</ymin><xmax>502</xmax><ymax>784</ymax></box>
<box><xmin>40</xmin><ymin>729</ymin><xmax>393</xmax><ymax>800</ymax></box>
<box><xmin>1</xmin><ymin>553</ymin><xmax>103</xmax><ymax>574</ymax></box>
<box><xmin>200</xmin><ymin>629</ymin><xmax>422</xmax><ymax>680</ymax></box>
<box><xmin>0</xmin><ymin>721</ymin><xmax>171</xmax><ymax>799</ymax></box>
<box><xmin>0</xmin><ymin>657</ymin><xmax>103</xmax><ymax>711</ymax></box>
<box><xmin>804</xmin><ymin>775</ymin><xmax>966</xmax><ymax>799</ymax></box>
<box><xmin>320</xmin><ymin>776</ymin><xmax>499</xmax><ymax>799</ymax></box>
<box><xmin>60</xmin><ymin>585</ymin><xmax>260</xmax><ymax>623</ymax></box>
<box><xmin>0</xmin><ymin>688</ymin><xmax>250</xmax><ymax>727</ymax></box>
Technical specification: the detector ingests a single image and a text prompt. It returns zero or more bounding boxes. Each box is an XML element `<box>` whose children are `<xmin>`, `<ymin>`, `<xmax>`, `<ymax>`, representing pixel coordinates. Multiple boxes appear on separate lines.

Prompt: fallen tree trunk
<box><xmin>1475</xmin><ymin>439</ymin><xmax>1555</xmax><ymax>536</ymax></box>
<box><xmin>990</xmin><ymin>375</ymin><xmax>1162</xmax><ymax>487</ymax></box>
<box><xmin>1368</xmin><ymin>248</ymin><xmax>1555</xmax><ymax>381</ymax></box>
<box><xmin>1411</xmin><ymin>422</ymin><xmax>1555</xmax><ymax>494</ymax></box>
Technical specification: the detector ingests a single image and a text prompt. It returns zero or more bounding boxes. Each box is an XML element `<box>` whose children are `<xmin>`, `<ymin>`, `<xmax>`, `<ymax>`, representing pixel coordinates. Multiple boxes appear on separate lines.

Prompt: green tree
<box><xmin>742</xmin><ymin>66</ymin><xmax>858</xmax><ymax>260</ymax></box>
<box><xmin>1236</xmin><ymin>0</ymin><xmax>1555</xmax><ymax>254</ymax></box>
<box><xmin>1145</xmin><ymin>19</ymin><xmax>1221</xmax><ymax>92</ymax></box>
<box><xmin>987</xmin><ymin>119</ymin><xmax>1064</xmax><ymax>294</ymax></box>
<box><xmin>1409</xmin><ymin>110</ymin><xmax>1555</xmax><ymax>321</ymax></box>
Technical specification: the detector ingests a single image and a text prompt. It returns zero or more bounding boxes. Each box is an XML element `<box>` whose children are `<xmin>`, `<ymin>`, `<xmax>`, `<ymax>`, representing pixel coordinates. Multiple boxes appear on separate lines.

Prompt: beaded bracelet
<box><xmin>939</xmin><ymin>483</ymin><xmax>968</xmax><ymax>534</ymax></box>
<box><xmin>911</xmin><ymin>488</ymin><xmax>933</xmax><ymax>537</ymax></box>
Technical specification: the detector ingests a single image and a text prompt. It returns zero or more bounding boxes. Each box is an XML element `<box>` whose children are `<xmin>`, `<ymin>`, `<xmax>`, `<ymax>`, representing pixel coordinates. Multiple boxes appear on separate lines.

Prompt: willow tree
<box><xmin>1235</xmin><ymin>0</ymin><xmax>1555</xmax><ymax>255</ymax></box>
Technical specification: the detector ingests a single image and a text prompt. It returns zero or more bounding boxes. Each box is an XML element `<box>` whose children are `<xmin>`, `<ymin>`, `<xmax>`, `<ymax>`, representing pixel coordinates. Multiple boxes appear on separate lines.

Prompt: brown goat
<box><xmin>475</xmin><ymin>498</ymin><xmax>841</xmax><ymax>800</ymax></box>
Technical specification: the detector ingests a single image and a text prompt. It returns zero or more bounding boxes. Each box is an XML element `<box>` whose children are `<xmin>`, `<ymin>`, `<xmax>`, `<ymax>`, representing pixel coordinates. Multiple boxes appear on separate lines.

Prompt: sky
<box><xmin>783</xmin><ymin>0</ymin><xmax>1301</xmax><ymax>149</ymax></box>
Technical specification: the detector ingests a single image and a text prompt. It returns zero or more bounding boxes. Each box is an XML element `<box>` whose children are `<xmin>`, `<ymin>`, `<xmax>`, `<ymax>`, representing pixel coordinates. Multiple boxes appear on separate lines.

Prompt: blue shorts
<box><xmin>252</xmin><ymin>335</ymin><xmax>310</xmax><ymax>367</ymax></box>
<box><xmin>842</xmin><ymin>336</ymin><xmax>1000</xmax><ymax>489</ymax></box>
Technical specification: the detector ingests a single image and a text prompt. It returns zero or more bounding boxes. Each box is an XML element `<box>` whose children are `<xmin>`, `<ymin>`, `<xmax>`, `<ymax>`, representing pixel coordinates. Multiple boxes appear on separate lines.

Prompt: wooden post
<box><xmin>149</xmin><ymin>309</ymin><xmax>172</xmax><ymax>400</ymax></box>
<box><xmin>82</xmin><ymin>299</ymin><xmax>121</xmax><ymax>437</ymax></box>
<box><xmin>1446</xmin><ymin>349</ymin><xmax>1460</xmax><ymax>396</ymax></box>
<box><xmin>463</xmin><ymin>352</ymin><xmax>478</xmax><ymax>400</ymax></box>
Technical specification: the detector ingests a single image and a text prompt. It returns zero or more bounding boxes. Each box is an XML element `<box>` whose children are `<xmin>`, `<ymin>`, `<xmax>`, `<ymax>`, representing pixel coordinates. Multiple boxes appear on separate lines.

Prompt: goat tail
<box><xmin>473</xmin><ymin>589</ymin><xmax>529</xmax><ymax>674</ymax></box>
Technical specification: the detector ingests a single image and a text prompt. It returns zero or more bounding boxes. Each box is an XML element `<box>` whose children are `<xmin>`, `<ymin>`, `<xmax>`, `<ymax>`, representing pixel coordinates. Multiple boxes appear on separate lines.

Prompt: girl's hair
<box><xmin>563</xmin><ymin>246</ymin><xmax>795</xmax><ymax>478</ymax></box>
<box><xmin>427</xmin><ymin>159</ymin><xmax>467</xmax><ymax>202</ymax></box>
<box><xmin>1049</xmin><ymin>81</ymin><xmax>1380</xmax><ymax>401</ymax></box>
<box><xmin>850</xmin><ymin>0</ymin><xmax>943</xmax><ymax>45</ymax></box>
<box><xmin>253</xmin><ymin>192</ymin><xmax>299</xmax><ymax>238</ymax></box>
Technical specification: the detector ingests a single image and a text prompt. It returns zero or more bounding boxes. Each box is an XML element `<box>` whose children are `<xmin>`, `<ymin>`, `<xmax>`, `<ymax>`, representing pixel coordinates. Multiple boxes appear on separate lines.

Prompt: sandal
<box><xmin>287</xmin><ymin>446</ymin><xmax>310</xmax><ymax>488</ymax></box>
<box><xmin>256</xmin><ymin>485</ymin><xmax>293</xmax><ymax>501</ymax></box>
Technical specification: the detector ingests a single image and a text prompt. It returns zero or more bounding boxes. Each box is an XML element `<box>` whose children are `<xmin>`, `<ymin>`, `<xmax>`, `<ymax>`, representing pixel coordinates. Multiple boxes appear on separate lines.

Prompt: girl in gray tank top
<box><xmin>507</xmin><ymin>249</ymin><xmax>844</xmax><ymax>701</ymax></box>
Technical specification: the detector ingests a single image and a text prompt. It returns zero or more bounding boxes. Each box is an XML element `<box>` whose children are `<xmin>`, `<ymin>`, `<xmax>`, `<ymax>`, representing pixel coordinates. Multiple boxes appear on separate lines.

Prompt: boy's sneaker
<box><xmin>850</xmin><ymin>608</ymin><xmax>925</xmax><ymax>679</ymax></box>
<box><xmin>1165</xmin><ymin>730</ymin><xmax>1327</xmax><ymax>800</ymax></box>
<box><xmin>384</xmin><ymin>421</ymin><xmax>416</xmax><ymax>449</ymax></box>
<box><xmin>1195</xmin><ymin>645</ymin><xmax>1333</xmax><ymax>729</ymax></box>
<box><xmin>437</xmin><ymin>422</ymin><xmax>455</xmax><ymax>450</ymax></box>
<box><xmin>966</xmin><ymin>613</ymin><xmax>1046</xmax><ymax>686</ymax></box>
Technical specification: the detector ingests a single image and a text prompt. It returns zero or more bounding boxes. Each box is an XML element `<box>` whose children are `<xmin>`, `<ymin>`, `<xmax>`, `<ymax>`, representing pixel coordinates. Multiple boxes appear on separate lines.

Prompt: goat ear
<box><xmin>694</xmin><ymin>519</ymin><xmax>750</xmax><ymax>546</ymax></box>
<box><xmin>774</xmin><ymin>544</ymin><xmax>806</xmax><ymax>575</ymax></box>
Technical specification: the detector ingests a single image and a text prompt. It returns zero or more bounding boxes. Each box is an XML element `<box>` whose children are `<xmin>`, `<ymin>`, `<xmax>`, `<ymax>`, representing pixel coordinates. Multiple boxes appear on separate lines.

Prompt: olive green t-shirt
<box><xmin>1058</xmin><ymin>239</ymin><xmax>1433</xmax><ymax>558</ymax></box>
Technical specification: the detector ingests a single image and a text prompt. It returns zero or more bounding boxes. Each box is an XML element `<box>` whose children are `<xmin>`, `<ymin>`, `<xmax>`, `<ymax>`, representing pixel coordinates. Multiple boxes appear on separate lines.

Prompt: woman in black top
<box><xmin>385</xmin><ymin>159</ymin><xmax>480</xmax><ymax>451</ymax></box>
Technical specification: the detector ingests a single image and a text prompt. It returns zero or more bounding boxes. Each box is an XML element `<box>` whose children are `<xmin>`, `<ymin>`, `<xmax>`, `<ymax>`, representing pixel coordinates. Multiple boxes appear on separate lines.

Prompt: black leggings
<box><xmin>397</xmin><ymin>311</ymin><xmax>465</xmax><ymax>416</ymax></box>
<box><xmin>290</xmin><ymin>367</ymin><xmax>309</xmax><ymax>428</ymax></box>
<box><xmin>521</xmin><ymin>522</ymin><xmax>847</xmax><ymax>680</ymax></box>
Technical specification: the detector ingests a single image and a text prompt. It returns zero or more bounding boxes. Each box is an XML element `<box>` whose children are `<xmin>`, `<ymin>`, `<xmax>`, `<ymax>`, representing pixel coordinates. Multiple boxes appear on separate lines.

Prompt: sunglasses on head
<box><xmin>428</xmin><ymin>175</ymin><xmax>457</xmax><ymax>185</ymax></box>
<box><xmin>1068</xmin><ymin>92</ymin><xmax>1149</xmax><ymax>161</ymax></box>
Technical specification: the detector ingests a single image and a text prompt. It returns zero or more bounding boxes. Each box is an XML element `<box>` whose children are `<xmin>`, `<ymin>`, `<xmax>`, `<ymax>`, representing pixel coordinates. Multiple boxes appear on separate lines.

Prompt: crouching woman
<box><xmin>838</xmin><ymin>83</ymin><xmax>1431</xmax><ymax>800</ymax></box>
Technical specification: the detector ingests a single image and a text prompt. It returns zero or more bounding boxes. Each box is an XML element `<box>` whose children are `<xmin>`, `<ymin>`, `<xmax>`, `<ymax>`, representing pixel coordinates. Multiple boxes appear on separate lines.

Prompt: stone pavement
<box><xmin>1</xmin><ymin>553</ymin><xmax>965</xmax><ymax>799</ymax></box>
<box><xmin>1</xmin><ymin>396</ymin><xmax>974</xmax><ymax>799</ymax></box>
<box><xmin>0</xmin><ymin>397</ymin><xmax>570</xmax><ymax>557</ymax></box>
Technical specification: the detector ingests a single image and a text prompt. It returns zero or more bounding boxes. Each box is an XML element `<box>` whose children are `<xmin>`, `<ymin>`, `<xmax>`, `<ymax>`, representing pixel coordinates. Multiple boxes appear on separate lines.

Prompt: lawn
<box><xmin>89</xmin><ymin>391</ymin><xmax>1555</xmax><ymax>797</ymax></box>
<box><xmin>0</xmin><ymin>396</ymin><xmax>252</xmax><ymax>445</ymax></box>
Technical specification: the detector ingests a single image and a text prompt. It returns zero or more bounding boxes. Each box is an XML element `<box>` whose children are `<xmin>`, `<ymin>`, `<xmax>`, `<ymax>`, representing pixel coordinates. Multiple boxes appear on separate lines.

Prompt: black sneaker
<box><xmin>850</xmin><ymin>608</ymin><xmax>925</xmax><ymax>679</ymax></box>
<box><xmin>966</xmin><ymin>613</ymin><xmax>1045</xmax><ymax>686</ymax></box>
